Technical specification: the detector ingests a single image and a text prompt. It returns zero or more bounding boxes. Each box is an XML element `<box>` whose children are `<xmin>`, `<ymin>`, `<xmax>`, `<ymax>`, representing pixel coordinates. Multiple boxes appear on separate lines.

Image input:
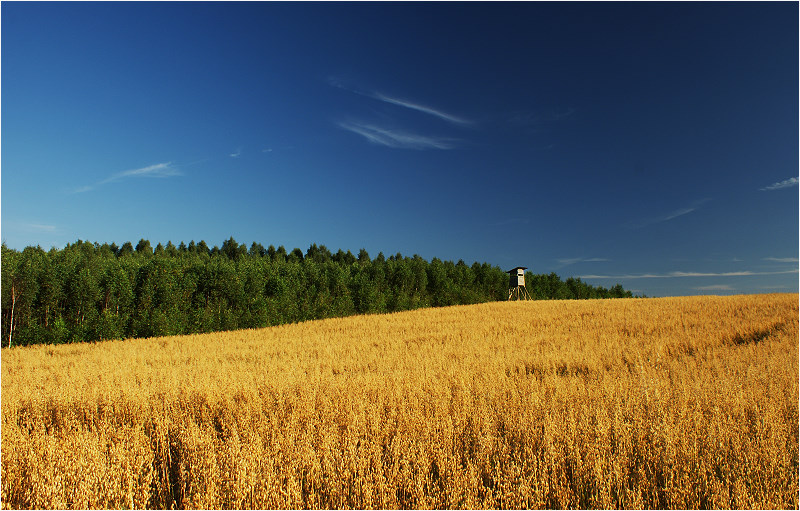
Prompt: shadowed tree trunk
<box><xmin>8</xmin><ymin>282</ymin><xmax>16</xmax><ymax>348</ymax></box>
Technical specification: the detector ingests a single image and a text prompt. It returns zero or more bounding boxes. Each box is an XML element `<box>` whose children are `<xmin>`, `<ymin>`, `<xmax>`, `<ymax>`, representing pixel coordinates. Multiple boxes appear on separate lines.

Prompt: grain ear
<box><xmin>2</xmin><ymin>294</ymin><xmax>797</xmax><ymax>508</ymax></box>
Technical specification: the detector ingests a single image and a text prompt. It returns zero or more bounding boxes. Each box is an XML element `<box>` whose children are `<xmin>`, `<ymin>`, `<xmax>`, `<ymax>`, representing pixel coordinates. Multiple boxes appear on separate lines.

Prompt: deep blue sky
<box><xmin>2</xmin><ymin>2</ymin><xmax>798</xmax><ymax>297</ymax></box>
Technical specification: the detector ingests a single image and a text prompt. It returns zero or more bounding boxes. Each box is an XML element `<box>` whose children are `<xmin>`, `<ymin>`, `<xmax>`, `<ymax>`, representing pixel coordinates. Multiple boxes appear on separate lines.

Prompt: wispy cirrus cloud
<box><xmin>371</xmin><ymin>92</ymin><xmax>473</xmax><ymax>126</ymax></box>
<box><xmin>556</xmin><ymin>257</ymin><xmax>609</xmax><ymax>267</ymax></box>
<box><xmin>628</xmin><ymin>199</ymin><xmax>711</xmax><ymax>229</ymax></box>
<box><xmin>105</xmin><ymin>162</ymin><xmax>180</xmax><ymax>181</ymax></box>
<box><xmin>230</xmin><ymin>147</ymin><xmax>242</xmax><ymax>158</ymax></box>
<box><xmin>328</xmin><ymin>76</ymin><xmax>474</xmax><ymax>127</ymax></box>
<box><xmin>25</xmin><ymin>223</ymin><xmax>56</xmax><ymax>232</ymax></box>
<box><xmin>71</xmin><ymin>162</ymin><xmax>181</xmax><ymax>193</ymax></box>
<box><xmin>580</xmin><ymin>269</ymin><xmax>799</xmax><ymax>279</ymax></box>
<box><xmin>661</xmin><ymin>206</ymin><xmax>696</xmax><ymax>222</ymax></box>
<box><xmin>694</xmin><ymin>284</ymin><xmax>734</xmax><ymax>291</ymax></box>
<box><xmin>764</xmin><ymin>257</ymin><xmax>799</xmax><ymax>263</ymax></box>
<box><xmin>6</xmin><ymin>221</ymin><xmax>57</xmax><ymax>233</ymax></box>
<box><xmin>760</xmin><ymin>177</ymin><xmax>798</xmax><ymax>191</ymax></box>
<box><xmin>339</xmin><ymin>121</ymin><xmax>457</xmax><ymax>150</ymax></box>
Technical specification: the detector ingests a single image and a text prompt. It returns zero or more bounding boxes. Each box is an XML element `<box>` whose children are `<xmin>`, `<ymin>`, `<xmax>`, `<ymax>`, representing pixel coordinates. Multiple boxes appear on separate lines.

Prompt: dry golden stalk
<box><xmin>2</xmin><ymin>294</ymin><xmax>797</xmax><ymax>509</ymax></box>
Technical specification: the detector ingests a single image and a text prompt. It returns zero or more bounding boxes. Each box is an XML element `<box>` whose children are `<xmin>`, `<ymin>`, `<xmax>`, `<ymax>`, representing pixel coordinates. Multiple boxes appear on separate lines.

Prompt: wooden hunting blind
<box><xmin>507</xmin><ymin>266</ymin><xmax>532</xmax><ymax>301</ymax></box>
<box><xmin>509</xmin><ymin>267</ymin><xmax>526</xmax><ymax>287</ymax></box>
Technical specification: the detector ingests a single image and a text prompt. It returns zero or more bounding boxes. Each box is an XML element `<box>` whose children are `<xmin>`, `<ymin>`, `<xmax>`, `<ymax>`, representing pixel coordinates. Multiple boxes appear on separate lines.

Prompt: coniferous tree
<box><xmin>135</xmin><ymin>239</ymin><xmax>152</xmax><ymax>255</ymax></box>
<box><xmin>288</xmin><ymin>248</ymin><xmax>304</xmax><ymax>263</ymax></box>
<box><xmin>221</xmin><ymin>237</ymin><xmax>239</xmax><ymax>261</ymax></box>
<box><xmin>250</xmin><ymin>242</ymin><xmax>266</xmax><ymax>258</ymax></box>
<box><xmin>118</xmin><ymin>242</ymin><xmax>135</xmax><ymax>258</ymax></box>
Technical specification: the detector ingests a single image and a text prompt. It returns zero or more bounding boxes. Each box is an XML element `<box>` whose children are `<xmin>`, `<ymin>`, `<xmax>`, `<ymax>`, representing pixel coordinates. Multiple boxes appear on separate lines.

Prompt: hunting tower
<box><xmin>507</xmin><ymin>266</ymin><xmax>532</xmax><ymax>301</ymax></box>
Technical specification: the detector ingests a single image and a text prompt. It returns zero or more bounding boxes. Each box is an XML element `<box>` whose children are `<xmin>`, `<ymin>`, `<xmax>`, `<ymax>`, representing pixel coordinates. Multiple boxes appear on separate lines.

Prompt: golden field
<box><xmin>1</xmin><ymin>294</ymin><xmax>798</xmax><ymax>509</ymax></box>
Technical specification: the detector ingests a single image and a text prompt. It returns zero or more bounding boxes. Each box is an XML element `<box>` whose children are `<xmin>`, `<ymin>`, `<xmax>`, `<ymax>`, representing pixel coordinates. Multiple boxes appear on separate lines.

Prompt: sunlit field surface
<box><xmin>2</xmin><ymin>294</ymin><xmax>797</xmax><ymax>509</ymax></box>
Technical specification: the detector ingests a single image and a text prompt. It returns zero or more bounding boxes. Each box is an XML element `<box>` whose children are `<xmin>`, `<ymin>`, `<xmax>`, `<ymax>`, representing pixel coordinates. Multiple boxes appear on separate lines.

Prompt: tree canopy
<box><xmin>1</xmin><ymin>239</ymin><xmax>634</xmax><ymax>347</ymax></box>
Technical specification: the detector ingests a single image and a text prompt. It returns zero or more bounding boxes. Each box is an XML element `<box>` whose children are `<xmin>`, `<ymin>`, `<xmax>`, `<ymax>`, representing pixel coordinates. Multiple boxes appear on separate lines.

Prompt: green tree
<box><xmin>3</xmin><ymin>237</ymin><xmax>635</xmax><ymax>347</ymax></box>
<box><xmin>349</xmin><ymin>264</ymin><xmax>378</xmax><ymax>314</ymax></box>
<box><xmin>238</xmin><ymin>258</ymin><xmax>268</xmax><ymax>328</ymax></box>
<box><xmin>118</xmin><ymin>241</ymin><xmax>135</xmax><ymax>258</ymax></box>
<box><xmin>135</xmin><ymin>239</ymin><xmax>152</xmax><ymax>256</ymax></box>
<box><xmin>388</xmin><ymin>257</ymin><xmax>414</xmax><ymax>311</ymax></box>
<box><xmin>15</xmin><ymin>247</ymin><xmax>51</xmax><ymax>345</ymax></box>
<box><xmin>250</xmin><ymin>242</ymin><xmax>267</xmax><ymax>258</ymax></box>
<box><xmin>2</xmin><ymin>245</ymin><xmax>21</xmax><ymax>347</ymax></box>
<box><xmin>333</xmin><ymin>249</ymin><xmax>356</xmax><ymax>266</ymax></box>
<box><xmin>609</xmin><ymin>284</ymin><xmax>632</xmax><ymax>298</ymax></box>
<box><xmin>36</xmin><ymin>248</ymin><xmax>65</xmax><ymax>332</ymax></box>
<box><xmin>306</xmin><ymin>243</ymin><xmax>332</xmax><ymax>264</ymax></box>
<box><xmin>287</xmin><ymin>248</ymin><xmax>304</xmax><ymax>263</ymax></box>
<box><xmin>221</xmin><ymin>237</ymin><xmax>240</xmax><ymax>261</ymax></box>
<box><xmin>428</xmin><ymin>257</ymin><xmax>455</xmax><ymax>307</ymax></box>
<box><xmin>97</xmin><ymin>257</ymin><xmax>133</xmax><ymax>341</ymax></box>
<box><xmin>62</xmin><ymin>243</ymin><xmax>102</xmax><ymax>342</ymax></box>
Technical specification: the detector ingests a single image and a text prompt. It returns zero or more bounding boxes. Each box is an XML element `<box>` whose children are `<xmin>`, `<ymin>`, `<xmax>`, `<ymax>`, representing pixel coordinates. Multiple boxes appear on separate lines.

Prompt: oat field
<box><xmin>2</xmin><ymin>294</ymin><xmax>798</xmax><ymax>509</ymax></box>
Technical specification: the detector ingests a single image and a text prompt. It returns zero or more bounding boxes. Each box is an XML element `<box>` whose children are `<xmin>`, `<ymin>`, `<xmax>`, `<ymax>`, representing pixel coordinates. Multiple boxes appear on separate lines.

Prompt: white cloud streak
<box><xmin>694</xmin><ymin>284</ymin><xmax>734</xmax><ymax>291</ymax></box>
<box><xmin>556</xmin><ymin>257</ymin><xmax>609</xmax><ymax>266</ymax></box>
<box><xmin>339</xmin><ymin>121</ymin><xmax>457</xmax><ymax>150</ymax></box>
<box><xmin>106</xmin><ymin>162</ymin><xmax>181</xmax><ymax>181</ymax></box>
<box><xmin>580</xmin><ymin>269</ymin><xmax>799</xmax><ymax>279</ymax></box>
<box><xmin>328</xmin><ymin>77</ymin><xmax>473</xmax><ymax>126</ymax></box>
<box><xmin>7</xmin><ymin>222</ymin><xmax>57</xmax><ymax>233</ymax></box>
<box><xmin>230</xmin><ymin>148</ymin><xmax>242</xmax><ymax>158</ymax></box>
<box><xmin>26</xmin><ymin>223</ymin><xmax>56</xmax><ymax>232</ymax></box>
<box><xmin>372</xmin><ymin>93</ymin><xmax>473</xmax><ymax>126</ymax></box>
<box><xmin>760</xmin><ymin>177</ymin><xmax>798</xmax><ymax>191</ymax></box>
<box><xmin>72</xmin><ymin>162</ymin><xmax>181</xmax><ymax>193</ymax></box>
<box><xmin>629</xmin><ymin>199</ymin><xmax>711</xmax><ymax>229</ymax></box>
<box><xmin>661</xmin><ymin>207</ymin><xmax>696</xmax><ymax>221</ymax></box>
<box><xmin>764</xmin><ymin>257</ymin><xmax>799</xmax><ymax>263</ymax></box>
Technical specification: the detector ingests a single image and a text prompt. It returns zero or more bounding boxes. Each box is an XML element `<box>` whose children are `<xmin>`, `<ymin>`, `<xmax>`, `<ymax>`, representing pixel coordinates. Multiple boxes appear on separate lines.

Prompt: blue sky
<box><xmin>2</xmin><ymin>2</ymin><xmax>798</xmax><ymax>297</ymax></box>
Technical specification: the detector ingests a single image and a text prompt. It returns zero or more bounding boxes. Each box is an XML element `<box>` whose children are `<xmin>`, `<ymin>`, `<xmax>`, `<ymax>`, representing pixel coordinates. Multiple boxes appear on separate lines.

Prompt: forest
<box><xmin>1</xmin><ymin>238</ymin><xmax>633</xmax><ymax>347</ymax></box>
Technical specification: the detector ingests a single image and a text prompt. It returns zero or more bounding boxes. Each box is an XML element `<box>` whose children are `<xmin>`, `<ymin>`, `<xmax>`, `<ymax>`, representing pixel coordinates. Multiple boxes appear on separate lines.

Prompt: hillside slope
<box><xmin>2</xmin><ymin>294</ymin><xmax>798</xmax><ymax>508</ymax></box>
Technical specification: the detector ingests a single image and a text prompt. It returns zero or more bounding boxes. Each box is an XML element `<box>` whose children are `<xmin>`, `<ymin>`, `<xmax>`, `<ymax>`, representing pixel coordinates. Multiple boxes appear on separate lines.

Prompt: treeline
<box><xmin>1</xmin><ymin>238</ymin><xmax>633</xmax><ymax>347</ymax></box>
